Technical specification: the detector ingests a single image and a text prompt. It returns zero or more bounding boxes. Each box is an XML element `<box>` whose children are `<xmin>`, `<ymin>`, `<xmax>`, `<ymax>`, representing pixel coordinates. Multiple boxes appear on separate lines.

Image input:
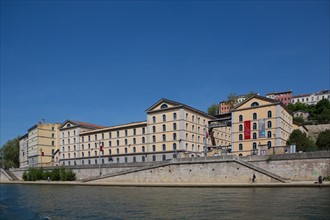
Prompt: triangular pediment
<box><xmin>233</xmin><ymin>95</ymin><xmax>279</xmax><ymax>111</ymax></box>
<box><xmin>58</xmin><ymin>120</ymin><xmax>79</xmax><ymax>130</ymax></box>
<box><xmin>146</xmin><ymin>98</ymin><xmax>183</xmax><ymax>113</ymax></box>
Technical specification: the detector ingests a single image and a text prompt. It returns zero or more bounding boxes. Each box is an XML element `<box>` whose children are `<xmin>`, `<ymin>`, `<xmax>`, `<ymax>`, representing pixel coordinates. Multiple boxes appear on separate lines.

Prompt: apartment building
<box><xmin>27</xmin><ymin>121</ymin><xmax>61</xmax><ymax>167</ymax></box>
<box><xmin>231</xmin><ymin>95</ymin><xmax>293</xmax><ymax>156</ymax></box>
<box><xmin>291</xmin><ymin>90</ymin><xmax>330</xmax><ymax>105</ymax></box>
<box><xmin>266</xmin><ymin>90</ymin><xmax>292</xmax><ymax>105</ymax></box>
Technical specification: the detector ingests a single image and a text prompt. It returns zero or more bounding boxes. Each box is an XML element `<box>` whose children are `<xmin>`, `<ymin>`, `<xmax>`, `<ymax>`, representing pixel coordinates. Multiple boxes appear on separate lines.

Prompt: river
<box><xmin>1</xmin><ymin>184</ymin><xmax>329</xmax><ymax>220</ymax></box>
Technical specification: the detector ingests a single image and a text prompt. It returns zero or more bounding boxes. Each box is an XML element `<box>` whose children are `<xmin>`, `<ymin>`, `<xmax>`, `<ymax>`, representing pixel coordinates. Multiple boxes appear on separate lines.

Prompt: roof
<box><xmin>266</xmin><ymin>90</ymin><xmax>292</xmax><ymax>96</ymax></box>
<box><xmin>59</xmin><ymin>120</ymin><xmax>106</xmax><ymax>130</ymax></box>
<box><xmin>80</xmin><ymin>121</ymin><xmax>147</xmax><ymax>135</ymax></box>
<box><xmin>146</xmin><ymin>98</ymin><xmax>216</xmax><ymax>119</ymax></box>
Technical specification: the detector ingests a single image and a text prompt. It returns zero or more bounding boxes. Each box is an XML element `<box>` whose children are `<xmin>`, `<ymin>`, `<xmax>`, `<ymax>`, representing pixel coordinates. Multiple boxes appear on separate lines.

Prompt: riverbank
<box><xmin>1</xmin><ymin>180</ymin><xmax>330</xmax><ymax>187</ymax></box>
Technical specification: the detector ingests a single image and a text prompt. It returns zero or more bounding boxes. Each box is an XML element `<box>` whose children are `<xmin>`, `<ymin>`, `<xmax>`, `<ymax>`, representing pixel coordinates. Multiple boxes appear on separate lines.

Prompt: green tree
<box><xmin>227</xmin><ymin>93</ymin><xmax>237</xmax><ymax>109</ymax></box>
<box><xmin>316</xmin><ymin>129</ymin><xmax>330</xmax><ymax>150</ymax></box>
<box><xmin>287</xmin><ymin>129</ymin><xmax>315</xmax><ymax>152</ymax></box>
<box><xmin>1</xmin><ymin>137</ymin><xmax>20</xmax><ymax>169</ymax></box>
<box><xmin>207</xmin><ymin>103</ymin><xmax>219</xmax><ymax>116</ymax></box>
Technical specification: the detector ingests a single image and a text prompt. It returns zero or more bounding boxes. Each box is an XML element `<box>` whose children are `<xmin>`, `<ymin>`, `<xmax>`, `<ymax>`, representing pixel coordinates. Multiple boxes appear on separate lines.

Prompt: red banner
<box><xmin>244</xmin><ymin>120</ymin><xmax>251</xmax><ymax>140</ymax></box>
<box><xmin>41</xmin><ymin>152</ymin><xmax>44</xmax><ymax>156</ymax></box>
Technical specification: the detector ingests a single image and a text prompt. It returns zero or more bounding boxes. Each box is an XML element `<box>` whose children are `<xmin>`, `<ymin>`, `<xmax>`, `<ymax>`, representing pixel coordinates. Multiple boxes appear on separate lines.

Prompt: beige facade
<box><xmin>19</xmin><ymin>133</ymin><xmax>28</xmax><ymax>168</ymax></box>
<box><xmin>59</xmin><ymin>99</ymin><xmax>221</xmax><ymax>166</ymax></box>
<box><xmin>27</xmin><ymin>122</ymin><xmax>60</xmax><ymax>167</ymax></box>
<box><xmin>231</xmin><ymin>95</ymin><xmax>293</xmax><ymax>156</ymax></box>
<box><xmin>59</xmin><ymin>120</ymin><xmax>105</xmax><ymax>166</ymax></box>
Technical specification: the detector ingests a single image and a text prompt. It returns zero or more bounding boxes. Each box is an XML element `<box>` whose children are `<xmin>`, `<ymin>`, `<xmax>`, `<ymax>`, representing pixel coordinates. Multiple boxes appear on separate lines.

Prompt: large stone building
<box><xmin>27</xmin><ymin>121</ymin><xmax>61</xmax><ymax>167</ymax></box>
<box><xmin>59</xmin><ymin>98</ymin><xmax>227</xmax><ymax>166</ymax></box>
<box><xmin>231</xmin><ymin>95</ymin><xmax>293</xmax><ymax>156</ymax></box>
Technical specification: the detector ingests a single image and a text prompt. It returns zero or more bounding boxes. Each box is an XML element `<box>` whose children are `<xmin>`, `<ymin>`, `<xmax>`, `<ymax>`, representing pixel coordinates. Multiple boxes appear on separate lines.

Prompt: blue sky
<box><xmin>1</xmin><ymin>0</ymin><xmax>329</xmax><ymax>146</ymax></box>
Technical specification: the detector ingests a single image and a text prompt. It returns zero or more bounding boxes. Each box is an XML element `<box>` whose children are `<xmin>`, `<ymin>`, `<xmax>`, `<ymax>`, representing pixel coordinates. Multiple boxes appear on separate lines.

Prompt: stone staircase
<box><xmin>1</xmin><ymin>169</ymin><xmax>19</xmax><ymax>181</ymax></box>
<box><xmin>83</xmin><ymin>156</ymin><xmax>290</xmax><ymax>183</ymax></box>
<box><xmin>235</xmin><ymin>157</ymin><xmax>289</xmax><ymax>183</ymax></box>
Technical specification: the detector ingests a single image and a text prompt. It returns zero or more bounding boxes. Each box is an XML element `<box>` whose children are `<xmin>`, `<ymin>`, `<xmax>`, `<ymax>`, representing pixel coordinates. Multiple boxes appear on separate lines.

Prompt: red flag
<box><xmin>41</xmin><ymin>152</ymin><xmax>44</xmax><ymax>156</ymax></box>
<box><xmin>244</xmin><ymin>120</ymin><xmax>251</xmax><ymax>140</ymax></box>
<box><xmin>100</xmin><ymin>145</ymin><xmax>103</xmax><ymax>151</ymax></box>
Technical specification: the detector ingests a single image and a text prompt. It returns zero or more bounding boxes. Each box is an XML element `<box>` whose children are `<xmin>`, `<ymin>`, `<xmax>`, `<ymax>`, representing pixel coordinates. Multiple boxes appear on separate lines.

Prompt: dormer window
<box><xmin>67</xmin><ymin>124</ymin><xmax>71</xmax><ymax>127</ymax></box>
<box><xmin>161</xmin><ymin>104</ymin><xmax>168</xmax><ymax>109</ymax></box>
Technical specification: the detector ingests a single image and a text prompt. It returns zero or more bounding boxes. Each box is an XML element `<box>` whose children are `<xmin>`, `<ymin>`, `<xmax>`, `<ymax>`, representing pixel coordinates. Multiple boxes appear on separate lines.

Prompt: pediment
<box><xmin>146</xmin><ymin>98</ymin><xmax>183</xmax><ymax>113</ymax></box>
<box><xmin>234</xmin><ymin>95</ymin><xmax>278</xmax><ymax>111</ymax></box>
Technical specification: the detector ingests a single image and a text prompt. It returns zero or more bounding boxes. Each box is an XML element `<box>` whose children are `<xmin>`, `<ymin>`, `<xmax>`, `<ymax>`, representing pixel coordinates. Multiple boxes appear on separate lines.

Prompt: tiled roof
<box><xmin>71</xmin><ymin>120</ymin><xmax>106</xmax><ymax>129</ymax></box>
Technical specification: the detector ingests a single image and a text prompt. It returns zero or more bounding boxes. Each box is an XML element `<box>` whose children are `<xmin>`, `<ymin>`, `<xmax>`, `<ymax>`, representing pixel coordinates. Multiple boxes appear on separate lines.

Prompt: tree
<box><xmin>316</xmin><ymin>129</ymin><xmax>330</xmax><ymax>150</ymax></box>
<box><xmin>1</xmin><ymin>137</ymin><xmax>20</xmax><ymax>169</ymax></box>
<box><xmin>227</xmin><ymin>93</ymin><xmax>237</xmax><ymax>109</ymax></box>
<box><xmin>207</xmin><ymin>103</ymin><xmax>219</xmax><ymax>116</ymax></box>
<box><xmin>287</xmin><ymin>129</ymin><xmax>315</xmax><ymax>152</ymax></box>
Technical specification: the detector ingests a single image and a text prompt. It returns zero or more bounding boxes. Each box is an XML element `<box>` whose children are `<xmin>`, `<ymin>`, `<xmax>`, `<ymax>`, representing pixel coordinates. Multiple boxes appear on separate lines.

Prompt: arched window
<box><xmin>162</xmin><ymin>144</ymin><xmax>166</xmax><ymax>151</ymax></box>
<box><xmin>251</xmin><ymin>102</ymin><xmax>259</xmax><ymax>107</ymax></box>
<box><xmin>162</xmin><ymin>134</ymin><xmax>166</xmax><ymax>142</ymax></box>
<box><xmin>163</xmin><ymin>114</ymin><xmax>166</xmax><ymax>122</ymax></box>
<box><xmin>173</xmin><ymin>123</ymin><xmax>177</xmax><ymax>130</ymax></box>
<box><xmin>253</xmin><ymin>142</ymin><xmax>257</xmax><ymax>149</ymax></box>
<box><xmin>142</xmin><ymin>156</ymin><xmax>145</xmax><ymax>162</ymax></box>
<box><xmin>133</xmin><ymin>157</ymin><xmax>136</xmax><ymax>162</ymax></box>
<box><xmin>162</xmin><ymin>124</ymin><xmax>166</xmax><ymax>132</ymax></box>
<box><xmin>152</xmin><ymin>116</ymin><xmax>156</xmax><ymax>123</ymax></box>
<box><xmin>152</xmin><ymin>145</ymin><xmax>156</xmax><ymax>151</ymax></box>
<box><xmin>173</xmin><ymin>113</ymin><xmax>177</xmax><ymax>120</ymax></box>
<box><xmin>239</xmin><ymin>115</ymin><xmax>243</xmax><ymax>122</ymax></box>
<box><xmin>116</xmin><ymin>148</ymin><xmax>119</xmax><ymax>154</ymax></box>
<box><xmin>239</xmin><ymin>144</ymin><xmax>243</xmax><ymax>151</ymax></box>
<box><xmin>142</xmin><ymin>146</ymin><xmax>145</xmax><ymax>152</ymax></box>
<box><xmin>153</xmin><ymin>135</ymin><xmax>156</xmax><ymax>142</ymax></box>
<box><xmin>268</xmin><ymin>111</ymin><xmax>272</xmax><ymax>118</ymax></box>
<box><xmin>253</xmin><ymin>132</ymin><xmax>257</xmax><ymax>139</ymax></box>
<box><xmin>142</xmin><ymin>137</ymin><xmax>145</xmax><ymax>143</ymax></box>
<box><xmin>253</xmin><ymin>123</ymin><xmax>257</xmax><ymax>130</ymax></box>
<box><xmin>125</xmin><ymin>139</ymin><xmax>128</xmax><ymax>145</ymax></box>
<box><xmin>239</xmin><ymin>124</ymin><xmax>243</xmax><ymax>131</ymax></box>
<box><xmin>162</xmin><ymin>155</ymin><xmax>166</xmax><ymax>161</ymax></box>
<box><xmin>133</xmin><ymin>147</ymin><xmax>136</xmax><ymax>153</ymax></box>
<box><xmin>173</xmin><ymin>133</ymin><xmax>177</xmax><ymax>140</ymax></box>
<box><xmin>267</xmin><ymin>131</ymin><xmax>272</xmax><ymax>138</ymax></box>
<box><xmin>173</xmin><ymin>143</ymin><xmax>177</xmax><ymax>150</ymax></box>
<box><xmin>239</xmin><ymin>134</ymin><xmax>243</xmax><ymax>140</ymax></box>
<box><xmin>153</xmin><ymin>126</ymin><xmax>156</xmax><ymax>133</ymax></box>
<box><xmin>253</xmin><ymin>113</ymin><xmax>257</xmax><ymax>120</ymax></box>
<box><xmin>161</xmin><ymin>104</ymin><xmax>168</xmax><ymax>109</ymax></box>
<box><xmin>267</xmin><ymin>141</ymin><xmax>272</xmax><ymax>148</ymax></box>
<box><xmin>109</xmin><ymin>141</ymin><xmax>111</xmax><ymax>147</ymax></box>
<box><xmin>153</xmin><ymin>155</ymin><xmax>156</xmax><ymax>161</ymax></box>
<box><xmin>124</xmin><ymin>148</ymin><xmax>127</xmax><ymax>154</ymax></box>
<box><xmin>267</xmin><ymin>121</ymin><xmax>272</xmax><ymax>128</ymax></box>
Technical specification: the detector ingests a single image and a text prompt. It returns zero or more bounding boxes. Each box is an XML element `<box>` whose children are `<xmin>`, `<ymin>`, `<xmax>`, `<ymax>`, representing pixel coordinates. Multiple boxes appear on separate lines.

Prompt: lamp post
<box><xmin>96</xmin><ymin>141</ymin><xmax>103</xmax><ymax>176</ymax></box>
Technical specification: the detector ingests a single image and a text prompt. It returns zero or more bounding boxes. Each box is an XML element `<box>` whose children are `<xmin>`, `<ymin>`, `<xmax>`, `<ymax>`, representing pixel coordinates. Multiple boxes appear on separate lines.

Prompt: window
<box><xmin>153</xmin><ymin>155</ymin><xmax>156</xmax><ymax>161</ymax></box>
<box><xmin>153</xmin><ymin>126</ymin><xmax>156</xmax><ymax>133</ymax></box>
<box><xmin>88</xmin><ymin>136</ymin><xmax>90</xmax><ymax>141</ymax></box>
<box><xmin>117</xmin><ymin>131</ymin><xmax>120</xmax><ymax>137</ymax></box>
<box><xmin>116</xmin><ymin>158</ymin><xmax>119</xmax><ymax>163</ymax></box>
<box><xmin>251</xmin><ymin>102</ymin><xmax>259</xmax><ymax>107</ymax></box>
<box><xmin>253</xmin><ymin>123</ymin><xmax>257</xmax><ymax>130</ymax></box>
<box><xmin>267</xmin><ymin>141</ymin><xmax>272</xmax><ymax>148</ymax></box>
<box><xmin>162</xmin><ymin>134</ymin><xmax>166</xmax><ymax>141</ymax></box>
<box><xmin>133</xmin><ymin>129</ymin><xmax>136</xmax><ymax>135</ymax></box>
<box><xmin>163</xmin><ymin>114</ymin><xmax>166</xmax><ymax>122</ymax></box>
<box><xmin>152</xmin><ymin>145</ymin><xmax>156</xmax><ymax>152</ymax></box>
<box><xmin>95</xmin><ymin>151</ymin><xmax>97</xmax><ymax>156</ymax></box>
<box><xmin>186</xmin><ymin>113</ymin><xmax>188</xmax><ymax>120</ymax></box>
<box><xmin>82</xmin><ymin>136</ymin><xmax>84</xmax><ymax>142</ymax></box>
<box><xmin>133</xmin><ymin>138</ymin><xmax>136</xmax><ymax>144</ymax></box>
<box><xmin>173</xmin><ymin>113</ymin><xmax>177</xmax><ymax>120</ymax></box>
<box><xmin>161</xmin><ymin>104</ymin><xmax>168</xmax><ymax>109</ymax></box>
<box><xmin>52</xmin><ymin>141</ymin><xmax>54</xmax><ymax>146</ymax></box>
<box><xmin>142</xmin><ymin>137</ymin><xmax>145</xmax><ymax>143</ymax></box>
<box><xmin>88</xmin><ymin>151</ymin><xmax>91</xmax><ymax>157</ymax></box>
<box><xmin>153</xmin><ymin>135</ymin><xmax>156</xmax><ymax>142</ymax></box>
<box><xmin>68</xmin><ymin>131</ymin><xmax>70</xmax><ymax>137</ymax></box>
<box><xmin>253</xmin><ymin>113</ymin><xmax>257</xmax><ymax>120</ymax></box>
<box><xmin>173</xmin><ymin>143</ymin><xmax>177</xmax><ymax>150</ymax></box>
<box><xmin>173</xmin><ymin>133</ymin><xmax>177</xmax><ymax>140</ymax></box>
<box><xmin>88</xmin><ymin>144</ymin><xmax>90</xmax><ymax>149</ymax></box>
<box><xmin>82</xmin><ymin>144</ymin><xmax>84</xmax><ymax>150</ymax></box>
<box><xmin>142</xmin><ymin>156</ymin><xmax>145</xmax><ymax>162</ymax></box>
<box><xmin>239</xmin><ymin>144</ymin><xmax>243</xmax><ymax>151</ymax></box>
<box><xmin>82</xmin><ymin>152</ymin><xmax>84</xmax><ymax>157</ymax></box>
<box><xmin>116</xmin><ymin>148</ymin><xmax>119</xmax><ymax>154</ymax></box>
<box><xmin>239</xmin><ymin>115</ymin><xmax>243</xmax><ymax>122</ymax></box>
<box><xmin>125</xmin><ymin>157</ymin><xmax>128</xmax><ymax>163</ymax></box>
<box><xmin>268</xmin><ymin>111</ymin><xmax>272</xmax><ymax>118</ymax></box>
<box><xmin>239</xmin><ymin>124</ymin><xmax>243</xmax><ymax>131</ymax></box>
<box><xmin>133</xmin><ymin>147</ymin><xmax>136</xmax><ymax>153</ymax></box>
<box><xmin>95</xmin><ymin>134</ymin><xmax>97</xmax><ymax>141</ymax></box>
<box><xmin>267</xmin><ymin>121</ymin><xmax>272</xmax><ymax>128</ymax></box>
<box><xmin>253</xmin><ymin>133</ymin><xmax>257</xmax><ymax>139</ymax></box>
<box><xmin>142</xmin><ymin>128</ymin><xmax>145</xmax><ymax>134</ymax></box>
<box><xmin>52</xmin><ymin>133</ymin><xmax>55</xmax><ymax>138</ymax></box>
<box><xmin>163</xmin><ymin>124</ymin><xmax>166</xmax><ymax>132</ymax></box>
<box><xmin>52</xmin><ymin>127</ymin><xmax>54</xmax><ymax>131</ymax></box>
<box><xmin>142</xmin><ymin>146</ymin><xmax>145</xmax><ymax>152</ymax></box>
<box><xmin>117</xmin><ymin>140</ymin><xmax>120</xmax><ymax>146</ymax></box>
<box><xmin>253</xmin><ymin>142</ymin><xmax>257</xmax><ymax>149</ymax></box>
<box><xmin>133</xmin><ymin>157</ymin><xmax>136</xmax><ymax>162</ymax></box>
<box><xmin>162</xmin><ymin>155</ymin><xmax>166</xmax><ymax>161</ymax></box>
<box><xmin>109</xmin><ymin>149</ymin><xmax>112</xmax><ymax>155</ymax></box>
<box><xmin>172</xmin><ymin>123</ymin><xmax>177</xmax><ymax>130</ymax></box>
<box><xmin>109</xmin><ymin>132</ymin><xmax>112</xmax><ymax>139</ymax></box>
<box><xmin>239</xmin><ymin>134</ymin><xmax>243</xmax><ymax>140</ymax></box>
<box><xmin>153</xmin><ymin>116</ymin><xmax>156</xmax><ymax>123</ymax></box>
<box><xmin>125</xmin><ymin>148</ymin><xmax>128</xmax><ymax>154</ymax></box>
<box><xmin>102</xmin><ymin>133</ymin><xmax>104</xmax><ymax>139</ymax></box>
<box><xmin>125</xmin><ymin>130</ymin><xmax>128</xmax><ymax>136</ymax></box>
<box><xmin>267</xmin><ymin>131</ymin><xmax>272</xmax><ymax>138</ymax></box>
<box><xmin>109</xmin><ymin>141</ymin><xmax>112</xmax><ymax>147</ymax></box>
<box><xmin>162</xmin><ymin>144</ymin><xmax>166</xmax><ymax>151</ymax></box>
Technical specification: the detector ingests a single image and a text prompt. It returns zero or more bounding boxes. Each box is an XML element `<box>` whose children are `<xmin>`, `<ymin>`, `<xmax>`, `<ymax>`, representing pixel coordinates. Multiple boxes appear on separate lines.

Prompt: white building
<box><xmin>291</xmin><ymin>90</ymin><xmax>330</xmax><ymax>105</ymax></box>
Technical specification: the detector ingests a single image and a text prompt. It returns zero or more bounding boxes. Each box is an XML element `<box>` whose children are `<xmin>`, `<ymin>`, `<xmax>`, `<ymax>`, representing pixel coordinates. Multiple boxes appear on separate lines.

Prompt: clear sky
<box><xmin>1</xmin><ymin>0</ymin><xmax>329</xmax><ymax>146</ymax></box>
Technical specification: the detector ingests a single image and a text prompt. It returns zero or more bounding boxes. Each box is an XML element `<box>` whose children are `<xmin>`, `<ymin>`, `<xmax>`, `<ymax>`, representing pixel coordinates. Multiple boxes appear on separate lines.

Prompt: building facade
<box><xmin>59</xmin><ymin>120</ymin><xmax>106</xmax><ymax>166</ymax></box>
<box><xmin>19</xmin><ymin>133</ymin><xmax>29</xmax><ymax>168</ymax></box>
<box><xmin>59</xmin><ymin>99</ymin><xmax>221</xmax><ymax>166</ymax></box>
<box><xmin>291</xmin><ymin>90</ymin><xmax>330</xmax><ymax>105</ymax></box>
<box><xmin>266</xmin><ymin>90</ymin><xmax>292</xmax><ymax>105</ymax></box>
<box><xmin>27</xmin><ymin>121</ymin><xmax>61</xmax><ymax>167</ymax></box>
<box><xmin>231</xmin><ymin>95</ymin><xmax>293</xmax><ymax>156</ymax></box>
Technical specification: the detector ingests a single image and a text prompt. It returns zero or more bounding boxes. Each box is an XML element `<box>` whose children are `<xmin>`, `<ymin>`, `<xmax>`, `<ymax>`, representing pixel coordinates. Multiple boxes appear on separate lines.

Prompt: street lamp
<box><xmin>96</xmin><ymin>141</ymin><xmax>103</xmax><ymax>176</ymax></box>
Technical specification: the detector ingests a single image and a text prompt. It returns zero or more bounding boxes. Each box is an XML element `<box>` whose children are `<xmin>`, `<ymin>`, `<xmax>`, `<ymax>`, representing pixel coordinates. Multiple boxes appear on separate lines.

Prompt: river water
<box><xmin>0</xmin><ymin>184</ymin><xmax>329</xmax><ymax>220</ymax></box>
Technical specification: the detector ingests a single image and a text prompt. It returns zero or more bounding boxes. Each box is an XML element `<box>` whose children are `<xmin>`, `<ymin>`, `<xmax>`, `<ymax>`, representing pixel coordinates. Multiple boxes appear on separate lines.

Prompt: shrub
<box><xmin>22</xmin><ymin>167</ymin><xmax>76</xmax><ymax>181</ymax></box>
